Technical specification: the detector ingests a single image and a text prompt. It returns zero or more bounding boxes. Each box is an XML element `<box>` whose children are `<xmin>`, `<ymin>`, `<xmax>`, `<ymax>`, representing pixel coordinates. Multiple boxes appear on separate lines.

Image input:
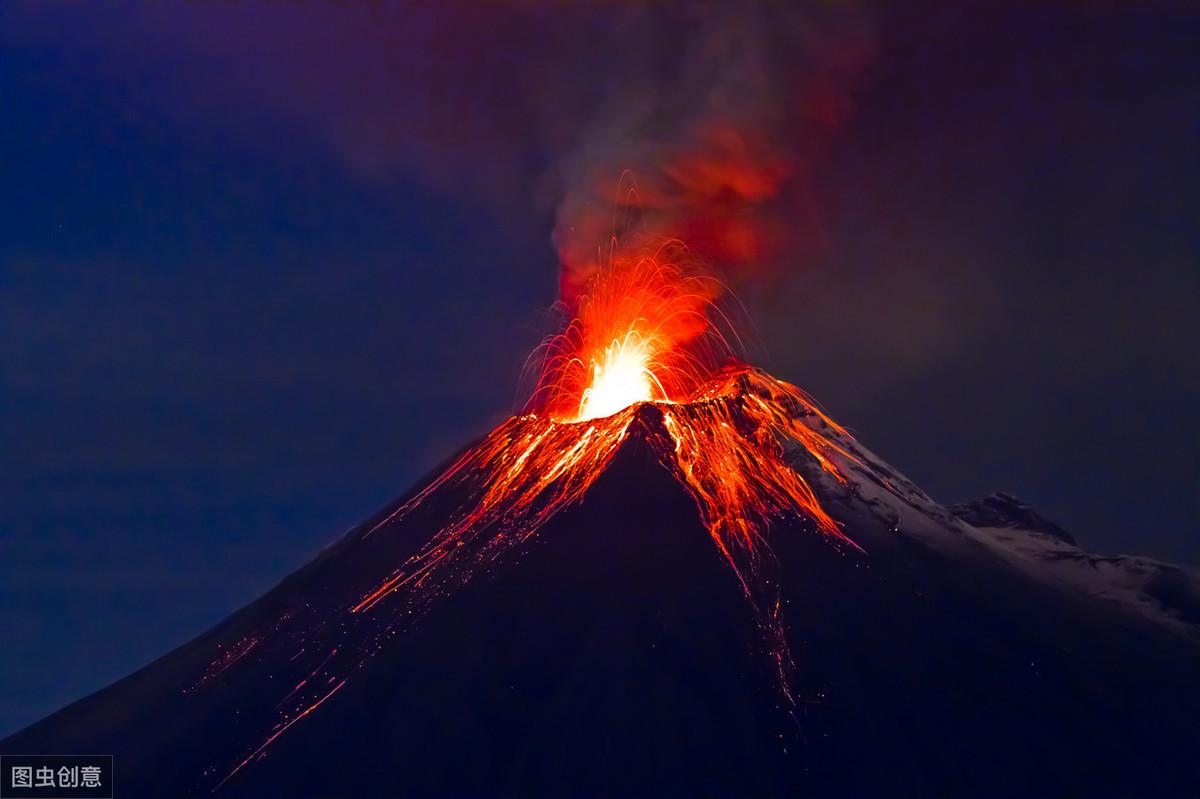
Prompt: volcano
<box><xmin>4</xmin><ymin>363</ymin><xmax>1198</xmax><ymax>797</ymax></box>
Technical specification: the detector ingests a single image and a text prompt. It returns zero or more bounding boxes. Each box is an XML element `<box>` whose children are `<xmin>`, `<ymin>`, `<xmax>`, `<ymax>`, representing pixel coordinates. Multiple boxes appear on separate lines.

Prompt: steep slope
<box><xmin>5</xmin><ymin>372</ymin><xmax>1199</xmax><ymax>797</ymax></box>
<box><xmin>952</xmin><ymin>494</ymin><xmax>1200</xmax><ymax>631</ymax></box>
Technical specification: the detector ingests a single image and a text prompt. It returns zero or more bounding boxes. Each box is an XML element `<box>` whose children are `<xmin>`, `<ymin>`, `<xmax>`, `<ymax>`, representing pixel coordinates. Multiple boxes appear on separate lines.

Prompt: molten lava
<box><xmin>214</xmin><ymin>245</ymin><xmax>873</xmax><ymax>786</ymax></box>
<box><xmin>576</xmin><ymin>333</ymin><xmax>657</xmax><ymax>421</ymax></box>
<box><xmin>353</xmin><ymin>246</ymin><xmax>864</xmax><ymax>703</ymax></box>
<box><xmin>530</xmin><ymin>243</ymin><xmax>732</xmax><ymax>422</ymax></box>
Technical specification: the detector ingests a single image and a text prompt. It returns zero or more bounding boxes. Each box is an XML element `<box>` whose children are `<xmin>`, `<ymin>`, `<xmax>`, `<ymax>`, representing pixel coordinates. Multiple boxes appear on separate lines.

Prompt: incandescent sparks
<box><xmin>530</xmin><ymin>241</ymin><xmax>735</xmax><ymax>422</ymax></box>
<box><xmin>576</xmin><ymin>333</ymin><xmax>658</xmax><ymax>422</ymax></box>
<box><xmin>211</xmin><ymin>241</ymin><xmax>871</xmax><ymax>789</ymax></box>
<box><xmin>353</xmin><ymin>246</ymin><xmax>864</xmax><ymax>700</ymax></box>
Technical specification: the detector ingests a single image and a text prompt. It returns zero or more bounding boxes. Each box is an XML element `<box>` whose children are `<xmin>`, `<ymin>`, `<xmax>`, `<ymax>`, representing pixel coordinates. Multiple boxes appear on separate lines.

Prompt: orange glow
<box><xmin>576</xmin><ymin>332</ymin><xmax>657</xmax><ymax>421</ymax></box>
<box><xmin>353</xmin><ymin>362</ymin><xmax>863</xmax><ymax>702</ymax></box>
<box><xmin>214</xmin><ymin>247</ymin><xmax>873</xmax><ymax>787</ymax></box>
<box><xmin>215</xmin><ymin>678</ymin><xmax>347</xmax><ymax>792</ymax></box>
<box><xmin>531</xmin><ymin>242</ymin><xmax>731</xmax><ymax>422</ymax></box>
<box><xmin>352</xmin><ymin>251</ymin><xmax>866</xmax><ymax>703</ymax></box>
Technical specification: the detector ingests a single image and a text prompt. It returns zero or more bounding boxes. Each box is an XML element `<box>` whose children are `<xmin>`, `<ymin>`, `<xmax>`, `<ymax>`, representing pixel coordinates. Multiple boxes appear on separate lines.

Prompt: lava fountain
<box><xmin>214</xmin><ymin>240</ymin><xmax>870</xmax><ymax>788</ymax></box>
<box><xmin>351</xmin><ymin>241</ymin><xmax>864</xmax><ymax>704</ymax></box>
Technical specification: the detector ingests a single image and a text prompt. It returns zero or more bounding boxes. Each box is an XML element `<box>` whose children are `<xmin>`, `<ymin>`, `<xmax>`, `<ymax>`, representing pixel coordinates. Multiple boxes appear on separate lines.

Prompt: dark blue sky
<box><xmin>2</xmin><ymin>2</ymin><xmax>1197</xmax><ymax>736</ymax></box>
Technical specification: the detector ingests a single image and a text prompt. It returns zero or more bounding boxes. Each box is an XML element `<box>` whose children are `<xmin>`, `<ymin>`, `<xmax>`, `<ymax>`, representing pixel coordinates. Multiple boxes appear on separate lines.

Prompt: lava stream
<box><xmin>213</xmin><ymin>248</ymin><xmax>869</xmax><ymax>787</ymax></box>
<box><xmin>352</xmin><ymin>362</ymin><xmax>864</xmax><ymax>703</ymax></box>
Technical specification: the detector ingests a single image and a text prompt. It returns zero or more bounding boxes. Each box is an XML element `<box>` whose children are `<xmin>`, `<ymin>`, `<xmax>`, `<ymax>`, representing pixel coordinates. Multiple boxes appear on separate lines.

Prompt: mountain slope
<box><xmin>5</xmin><ymin>375</ymin><xmax>1199</xmax><ymax>797</ymax></box>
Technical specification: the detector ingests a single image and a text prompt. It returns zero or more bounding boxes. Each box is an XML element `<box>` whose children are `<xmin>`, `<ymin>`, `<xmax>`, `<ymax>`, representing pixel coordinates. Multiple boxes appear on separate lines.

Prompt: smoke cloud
<box><xmin>548</xmin><ymin>2</ymin><xmax>875</xmax><ymax>301</ymax></box>
<box><xmin>6</xmin><ymin>0</ymin><xmax>872</xmax><ymax>301</ymax></box>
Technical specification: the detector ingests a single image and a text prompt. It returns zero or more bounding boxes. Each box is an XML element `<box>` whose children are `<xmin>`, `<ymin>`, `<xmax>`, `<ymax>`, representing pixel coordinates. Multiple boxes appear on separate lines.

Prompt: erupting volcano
<box><xmin>5</xmin><ymin>241</ymin><xmax>1199</xmax><ymax>797</ymax></box>
<box><xmin>351</xmin><ymin>245</ymin><xmax>863</xmax><ymax>706</ymax></box>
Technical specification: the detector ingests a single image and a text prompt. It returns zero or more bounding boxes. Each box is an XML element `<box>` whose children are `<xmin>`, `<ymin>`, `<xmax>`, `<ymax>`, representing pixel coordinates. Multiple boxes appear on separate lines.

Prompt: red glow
<box><xmin>355</xmin><ymin>247</ymin><xmax>863</xmax><ymax>702</ymax></box>
<box><xmin>532</xmin><ymin>242</ymin><xmax>730</xmax><ymax>422</ymax></box>
<box><xmin>214</xmin><ymin>244</ymin><xmax>869</xmax><ymax>787</ymax></box>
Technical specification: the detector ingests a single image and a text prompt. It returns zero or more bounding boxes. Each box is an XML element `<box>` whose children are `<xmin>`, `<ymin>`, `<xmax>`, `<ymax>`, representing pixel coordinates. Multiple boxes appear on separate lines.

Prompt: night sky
<box><xmin>2</xmin><ymin>2</ymin><xmax>1196</xmax><ymax>736</ymax></box>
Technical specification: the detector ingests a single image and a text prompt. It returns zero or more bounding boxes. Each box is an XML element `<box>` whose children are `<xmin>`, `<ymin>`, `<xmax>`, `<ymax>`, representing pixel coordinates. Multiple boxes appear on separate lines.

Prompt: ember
<box><xmin>353</xmin><ymin>245</ymin><xmax>863</xmax><ymax>702</ymax></box>
<box><xmin>215</xmin><ymin>242</ymin><xmax>873</xmax><ymax>786</ymax></box>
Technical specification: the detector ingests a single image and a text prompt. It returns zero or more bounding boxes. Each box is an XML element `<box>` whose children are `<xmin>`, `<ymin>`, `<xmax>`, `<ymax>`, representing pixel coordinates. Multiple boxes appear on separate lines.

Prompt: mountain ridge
<box><xmin>5</xmin><ymin>369</ymin><xmax>1199</xmax><ymax>797</ymax></box>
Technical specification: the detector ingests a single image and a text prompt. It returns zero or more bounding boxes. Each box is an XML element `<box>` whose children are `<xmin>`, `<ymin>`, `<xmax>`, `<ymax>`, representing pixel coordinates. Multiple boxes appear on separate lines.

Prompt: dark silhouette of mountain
<box><xmin>5</xmin><ymin>394</ymin><xmax>1199</xmax><ymax>798</ymax></box>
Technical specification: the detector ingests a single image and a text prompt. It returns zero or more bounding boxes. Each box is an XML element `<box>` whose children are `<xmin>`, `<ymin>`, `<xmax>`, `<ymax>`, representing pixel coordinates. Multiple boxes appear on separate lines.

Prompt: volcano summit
<box><xmin>4</xmin><ymin>358</ymin><xmax>1199</xmax><ymax>797</ymax></box>
<box><xmin>5</xmin><ymin>248</ymin><xmax>1200</xmax><ymax>797</ymax></box>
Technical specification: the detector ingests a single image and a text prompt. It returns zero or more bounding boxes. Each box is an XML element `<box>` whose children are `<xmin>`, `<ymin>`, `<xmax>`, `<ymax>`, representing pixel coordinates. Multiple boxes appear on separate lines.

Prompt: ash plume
<box><xmin>549</xmin><ymin>1</ymin><xmax>875</xmax><ymax>302</ymax></box>
<box><xmin>6</xmin><ymin>0</ymin><xmax>874</xmax><ymax>301</ymax></box>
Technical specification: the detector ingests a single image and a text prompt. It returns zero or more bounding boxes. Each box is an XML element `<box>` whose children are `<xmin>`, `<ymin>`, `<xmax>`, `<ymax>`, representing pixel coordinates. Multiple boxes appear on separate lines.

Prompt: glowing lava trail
<box><xmin>209</xmin><ymin>244</ymin><xmax>871</xmax><ymax>789</ymax></box>
<box><xmin>351</xmin><ymin>246</ymin><xmax>864</xmax><ymax>699</ymax></box>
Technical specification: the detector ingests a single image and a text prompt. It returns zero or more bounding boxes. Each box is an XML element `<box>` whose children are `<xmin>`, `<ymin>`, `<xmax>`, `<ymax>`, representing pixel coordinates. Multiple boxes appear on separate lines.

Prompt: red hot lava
<box><xmin>214</xmin><ymin>243</ymin><xmax>869</xmax><ymax>788</ymax></box>
<box><xmin>353</xmin><ymin>245</ymin><xmax>863</xmax><ymax>702</ymax></box>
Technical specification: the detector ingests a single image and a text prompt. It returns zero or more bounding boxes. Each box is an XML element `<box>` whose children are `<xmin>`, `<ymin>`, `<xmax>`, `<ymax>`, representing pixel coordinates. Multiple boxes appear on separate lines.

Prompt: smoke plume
<box><xmin>549</xmin><ymin>2</ymin><xmax>875</xmax><ymax>302</ymax></box>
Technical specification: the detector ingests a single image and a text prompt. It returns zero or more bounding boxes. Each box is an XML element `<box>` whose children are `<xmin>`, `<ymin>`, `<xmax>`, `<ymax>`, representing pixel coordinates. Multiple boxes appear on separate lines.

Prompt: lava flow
<box><xmin>207</xmin><ymin>243</ymin><xmax>871</xmax><ymax>788</ymax></box>
<box><xmin>351</xmin><ymin>245</ymin><xmax>863</xmax><ymax>701</ymax></box>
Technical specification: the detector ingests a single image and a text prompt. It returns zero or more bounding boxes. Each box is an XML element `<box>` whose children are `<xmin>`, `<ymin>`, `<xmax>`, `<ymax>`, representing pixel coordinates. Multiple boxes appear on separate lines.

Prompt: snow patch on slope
<box><xmin>771</xmin><ymin>376</ymin><xmax>1200</xmax><ymax>638</ymax></box>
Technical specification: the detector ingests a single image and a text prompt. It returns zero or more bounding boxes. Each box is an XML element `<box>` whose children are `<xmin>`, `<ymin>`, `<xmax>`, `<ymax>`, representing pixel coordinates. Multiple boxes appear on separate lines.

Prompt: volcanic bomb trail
<box><xmin>8</xmin><ymin>237</ymin><xmax>1199</xmax><ymax>798</ymax></box>
<box><xmin>350</xmin><ymin>242</ymin><xmax>869</xmax><ymax>697</ymax></box>
<box><xmin>206</xmin><ymin>239</ymin><xmax>887</xmax><ymax>787</ymax></box>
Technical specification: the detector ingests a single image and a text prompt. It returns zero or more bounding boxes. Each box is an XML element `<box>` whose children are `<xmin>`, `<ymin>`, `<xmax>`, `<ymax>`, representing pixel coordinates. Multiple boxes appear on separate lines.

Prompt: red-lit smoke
<box><xmin>552</xmin><ymin>2</ymin><xmax>874</xmax><ymax>302</ymax></box>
